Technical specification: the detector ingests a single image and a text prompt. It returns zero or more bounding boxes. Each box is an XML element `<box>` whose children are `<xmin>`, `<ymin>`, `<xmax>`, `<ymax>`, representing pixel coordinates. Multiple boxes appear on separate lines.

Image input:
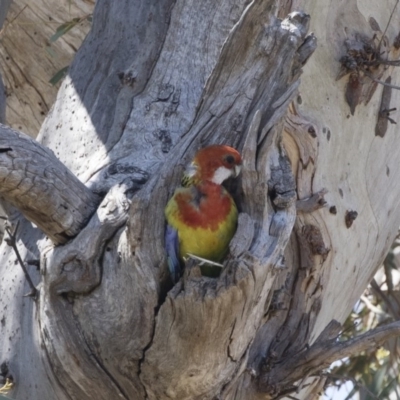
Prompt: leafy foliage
<box><xmin>50</xmin><ymin>18</ymin><xmax>81</xmax><ymax>42</ymax></box>
<box><xmin>49</xmin><ymin>66</ymin><xmax>69</xmax><ymax>86</ymax></box>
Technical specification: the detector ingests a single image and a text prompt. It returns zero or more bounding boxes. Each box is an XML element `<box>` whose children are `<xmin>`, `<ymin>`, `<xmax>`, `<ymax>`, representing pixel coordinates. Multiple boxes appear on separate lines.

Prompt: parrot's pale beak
<box><xmin>234</xmin><ymin>164</ymin><xmax>242</xmax><ymax>177</ymax></box>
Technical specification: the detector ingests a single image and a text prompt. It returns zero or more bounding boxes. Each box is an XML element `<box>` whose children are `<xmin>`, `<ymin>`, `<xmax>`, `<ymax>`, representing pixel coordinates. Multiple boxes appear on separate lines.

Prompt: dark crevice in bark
<box><xmin>227</xmin><ymin>319</ymin><xmax>238</xmax><ymax>363</ymax></box>
<box><xmin>137</xmin><ymin>304</ymin><xmax>161</xmax><ymax>400</ymax></box>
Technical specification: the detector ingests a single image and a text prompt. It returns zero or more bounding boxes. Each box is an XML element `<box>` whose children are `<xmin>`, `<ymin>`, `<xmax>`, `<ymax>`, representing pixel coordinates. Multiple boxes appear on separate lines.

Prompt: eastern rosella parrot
<box><xmin>165</xmin><ymin>145</ymin><xmax>242</xmax><ymax>282</ymax></box>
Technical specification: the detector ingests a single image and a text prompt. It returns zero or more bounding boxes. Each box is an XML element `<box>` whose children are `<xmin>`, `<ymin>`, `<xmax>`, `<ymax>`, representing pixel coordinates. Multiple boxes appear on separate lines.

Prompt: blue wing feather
<box><xmin>165</xmin><ymin>224</ymin><xmax>181</xmax><ymax>283</ymax></box>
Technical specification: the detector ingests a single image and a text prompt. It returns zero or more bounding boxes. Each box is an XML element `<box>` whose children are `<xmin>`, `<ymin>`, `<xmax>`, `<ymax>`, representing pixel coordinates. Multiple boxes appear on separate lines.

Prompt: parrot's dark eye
<box><xmin>225</xmin><ymin>155</ymin><xmax>235</xmax><ymax>165</ymax></box>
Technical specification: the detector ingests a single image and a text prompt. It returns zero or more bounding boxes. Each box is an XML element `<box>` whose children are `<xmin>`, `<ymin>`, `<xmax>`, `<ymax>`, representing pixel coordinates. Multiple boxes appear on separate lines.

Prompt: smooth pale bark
<box><xmin>296</xmin><ymin>0</ymin><xmax>400</xmax><ymax>338</ymax></box>
<box><xmin>1</xmin><ymin>1</ymin><xmax>400</xmax><ymax>400</ymax></box>
<box><xmin>268</xmin><ymin>1</ymin><xmax>400</xmax><ymax>398</ymax></box>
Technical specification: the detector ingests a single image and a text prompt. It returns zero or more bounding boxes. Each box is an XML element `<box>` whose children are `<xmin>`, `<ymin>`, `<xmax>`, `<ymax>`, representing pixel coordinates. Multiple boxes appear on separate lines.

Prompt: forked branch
<box><xmin>259</xmin><ymin>320</ymin><xmax>400</xmax><ymax>395</ymax></box>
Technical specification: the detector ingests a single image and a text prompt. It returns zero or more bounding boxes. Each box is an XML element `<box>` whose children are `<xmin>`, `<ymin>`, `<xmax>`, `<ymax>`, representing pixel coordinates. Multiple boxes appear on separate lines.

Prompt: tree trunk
<box><xmin>1</xmin><ymin>1</ymin><xmax>400</xmax><ymax>400</ymax></box>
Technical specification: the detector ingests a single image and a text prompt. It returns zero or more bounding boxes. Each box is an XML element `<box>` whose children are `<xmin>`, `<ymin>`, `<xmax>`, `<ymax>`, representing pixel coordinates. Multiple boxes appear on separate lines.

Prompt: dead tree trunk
<box><xmin>1</xmin><ymin>1</ymin><xmax>400</xmax><ymax>400</ymax></box>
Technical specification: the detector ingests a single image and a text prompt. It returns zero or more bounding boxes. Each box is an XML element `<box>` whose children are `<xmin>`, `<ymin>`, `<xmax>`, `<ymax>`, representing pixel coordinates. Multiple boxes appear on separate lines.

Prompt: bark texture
<box><xmin>0</xmin><ymin>0</ymin><xmax>94</xmax><ymax>136</ymax></box>
<box><xmin>1</xmin><ymin>1</ymin><xmax>400</xmax><ymax>400</ymax></box>
<box><xmin>0</xmin><ymin>125</ymin><xmax>99</xmax><ymax>244</ymax></box>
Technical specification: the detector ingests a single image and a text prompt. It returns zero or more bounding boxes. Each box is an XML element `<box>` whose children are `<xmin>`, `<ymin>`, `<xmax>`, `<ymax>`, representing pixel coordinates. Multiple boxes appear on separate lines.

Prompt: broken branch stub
<box><xmin>0</xmin><ymin>125</ymin><xmax>99</xmax><ymax>244</ymax></box>
<box><xmin>45</xmin><ymin>182</ymin><xmax>133</xmax><ymax>295</ymax></box>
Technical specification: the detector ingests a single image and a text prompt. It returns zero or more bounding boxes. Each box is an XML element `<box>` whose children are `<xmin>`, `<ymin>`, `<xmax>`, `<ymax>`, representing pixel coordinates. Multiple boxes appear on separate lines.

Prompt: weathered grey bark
<box><xmin>0</xmin><ymin>125</ymin><xmax>99</xmax><ymax>244</ymax></box>
<box><xmin>2</xmin><ymin>1</ymin><xmax>400</xmax><ymax>400</ymax></box>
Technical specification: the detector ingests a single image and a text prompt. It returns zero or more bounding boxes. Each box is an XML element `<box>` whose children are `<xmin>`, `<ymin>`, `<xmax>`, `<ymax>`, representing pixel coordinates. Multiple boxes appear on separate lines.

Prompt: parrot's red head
<box><xmin>182</xmin><ymin>145</ymin><xmax>242</xmax><ymax>186</ymax></box>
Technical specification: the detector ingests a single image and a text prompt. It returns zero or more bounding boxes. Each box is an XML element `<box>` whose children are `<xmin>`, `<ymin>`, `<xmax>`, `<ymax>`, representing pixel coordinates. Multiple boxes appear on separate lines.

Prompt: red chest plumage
<box><xmin>174</xmin><ymin>182</ymin><xmax>234</xmax><ymax>231</ymax></box>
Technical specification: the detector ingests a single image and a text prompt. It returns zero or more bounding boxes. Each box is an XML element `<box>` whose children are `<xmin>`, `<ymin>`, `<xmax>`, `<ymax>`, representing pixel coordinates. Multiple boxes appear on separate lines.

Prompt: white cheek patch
<box><xmin>211</xmin><ymin>166</ymin><xmax>233</xmax><ymax>184</ymax></box>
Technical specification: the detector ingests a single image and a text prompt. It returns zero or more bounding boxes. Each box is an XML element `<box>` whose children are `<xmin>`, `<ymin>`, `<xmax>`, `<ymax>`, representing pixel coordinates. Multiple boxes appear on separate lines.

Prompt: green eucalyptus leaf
<box><xmin>49</xmin><ymin>66</ymin><xmax>69</xmax><ymax>86</ymax></box>
<box><xmin>45</xmin><ymin>46</ymin><xmax>56</xmax><ymax>58</ymax></box>
<box><xmin>50</xmin><ymin>18</ymin><xmax>80</xmax><ymax>42</ymax></box>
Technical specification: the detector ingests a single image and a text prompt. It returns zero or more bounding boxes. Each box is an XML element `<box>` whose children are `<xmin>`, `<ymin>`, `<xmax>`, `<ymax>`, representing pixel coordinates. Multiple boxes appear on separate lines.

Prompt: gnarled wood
<box><xmin>0</xmin><ymin>124</ymin><xmax>99</xmax><ymax>244</ymax></box>
<box><xmin>3</xmin><ymin>1</ymin><xmax>400</xmax><ymax>400</ymax></box>
<box><xmin>36</xmin><ymin>5</ymin><xmax>313</xmax><ymax>399</ymax></box>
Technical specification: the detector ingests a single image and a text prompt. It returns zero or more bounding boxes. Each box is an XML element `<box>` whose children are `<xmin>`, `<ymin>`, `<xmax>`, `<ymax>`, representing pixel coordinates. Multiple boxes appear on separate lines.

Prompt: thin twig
<box><xmin>360</xmin><ymin>294</ymin><xmax>390</xmax><ymax>318</ymax></box>
<box><xmin>384</xmin><ymin>257</ymin><xmax>394</xmax><ymax>292</ymax></box>
<box><xmin>272</xmin><ymin>386</ymin><xmax>299</xmax><ymax>400</ymax></box>
<box><xmin>365</xmin><ymin>59</ymin><xmax>400</xmax><ymax>67</ymax></box>
<box><xmin>392</xmin><ymin>376</ymin><xmax>400</xmax><ymax>400</ymax></box>
<box><xmin>296</xmin><ymin>373</ymin><xmax>312</xmax><ymax>393</ymax></box>
<box><xmin>259</xmin><ymin>319</ymin><xmax>400</xmax><ymax>394</ymax></box>
<box><xmin>370</xmin><ymin>279</ymin><xmax>400</xmax><ymax>319</ymax></box>
<box><xmin>365</xmin><ymin>72</ymin><xmax>400</xmax><ymax>90</ymax></box>
<box><xmin>5</xmin><ymin>222</ymin><xmax>38</xmax><ymax>298</ymax></box>
<box><xmin>378</xmin><ymin>376</ymin><xmax>400</xmax><ymax>400</ymax></box>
